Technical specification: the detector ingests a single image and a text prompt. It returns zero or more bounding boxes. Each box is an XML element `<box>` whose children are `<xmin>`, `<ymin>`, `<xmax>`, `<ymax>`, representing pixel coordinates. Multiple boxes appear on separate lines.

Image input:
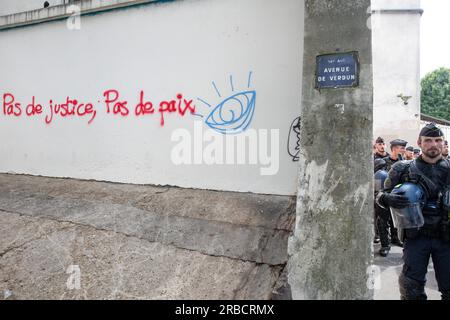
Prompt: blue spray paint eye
<box><xmin>205</xmin><ymin>91</ymin><xmax>256</xmax><ymax>134</ymax></box>
<box><xmin>195</xmin><ymin>72</ymin><xmax>256</xmax><ymax>134</ymax></box>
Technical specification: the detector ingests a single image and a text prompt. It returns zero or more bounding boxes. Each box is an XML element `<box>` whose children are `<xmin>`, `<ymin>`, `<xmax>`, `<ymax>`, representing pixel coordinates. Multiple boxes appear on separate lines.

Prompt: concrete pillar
<box><xmin>372</xmin><ymin>0</ymin><xmax>422</xmax><ymax>148</ymax></box>
<box><xmin>287</xmin><ymin>0</ymin><xmax>374</xmax><ymax>300</ymax></box>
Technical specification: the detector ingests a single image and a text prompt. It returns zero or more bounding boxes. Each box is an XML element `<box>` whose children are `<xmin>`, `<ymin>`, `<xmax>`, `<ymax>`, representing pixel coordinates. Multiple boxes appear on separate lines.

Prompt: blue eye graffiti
<box><xmin>205</xmin><ymin>91</ymin><xmax>256</xmax><ymax>134</ymax></box>
<box><xmin>194</xmin><ymin>72</ymin><xmax>256</xmax><ymax>135</ymax></box>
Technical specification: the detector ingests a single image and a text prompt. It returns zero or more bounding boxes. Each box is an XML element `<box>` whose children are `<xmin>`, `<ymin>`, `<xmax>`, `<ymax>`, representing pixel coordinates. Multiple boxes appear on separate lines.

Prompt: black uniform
<box><xmin>373</xmin><ymin>159</ymin><xmax>387</xmax><ymax>243</ymax></box>
<box><xmin>383</xmin><ymin>154</ymin><xmax>403</xmax><ymax>171</ymax></box>
<box><xmin>374</xmin><ymin>152</ymin><xmax>389</xmax><ymax>160</ymax></box>
<box><xmin>375</xmin><ymin>155</ymin><xmax>403</xmax><ymax>250</ymax></box>
<box><xmin>378</xmin><ymin>156</ymin><xmax>450</xmax><ymax>300</ymax></box>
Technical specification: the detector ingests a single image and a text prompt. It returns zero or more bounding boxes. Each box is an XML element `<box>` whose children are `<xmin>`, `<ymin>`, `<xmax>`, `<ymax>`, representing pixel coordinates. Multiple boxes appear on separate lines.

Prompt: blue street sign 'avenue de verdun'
<box><xmin>315</xmin><ymin>52</ymin><xmax>359</xmax><ymax>89</ymax></box>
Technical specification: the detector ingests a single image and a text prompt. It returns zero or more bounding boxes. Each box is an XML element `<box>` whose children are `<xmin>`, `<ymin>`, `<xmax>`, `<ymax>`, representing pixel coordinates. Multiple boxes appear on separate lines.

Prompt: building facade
<box><xmin>0</xmin><ymin>0</ymin><xmax>425</xmax><ymax>193</ymax></box>
<box><xmin>372</xmin><ymin>0</ymin><xmax>422</xmax><ymax>148</ymax></box>
<box><xmin>0</xmin><ymin>0</ymin><xmax>304</xmax><ymax>196</ymax></box>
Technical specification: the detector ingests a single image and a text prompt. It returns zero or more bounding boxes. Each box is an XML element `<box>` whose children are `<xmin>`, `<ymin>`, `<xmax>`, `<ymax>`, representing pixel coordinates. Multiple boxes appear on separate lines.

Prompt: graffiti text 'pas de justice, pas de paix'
<box><xmin>1</xmin><ymin>89</ymin><xmax>196</xmax><ymax>125</ymax></box>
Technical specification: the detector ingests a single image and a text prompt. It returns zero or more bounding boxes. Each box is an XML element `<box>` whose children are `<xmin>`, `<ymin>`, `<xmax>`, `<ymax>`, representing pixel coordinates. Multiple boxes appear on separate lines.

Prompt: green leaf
<box><xmin>421</xmin><ymin>68</ymin><xmax>450</xmax><ymax>121</ymax></box>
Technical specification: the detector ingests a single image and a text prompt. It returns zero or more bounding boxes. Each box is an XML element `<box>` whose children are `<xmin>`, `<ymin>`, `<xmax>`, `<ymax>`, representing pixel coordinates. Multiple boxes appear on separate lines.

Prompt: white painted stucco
<box><xmin>372</xmin><ymin>0</ymin><xmax>422</xmax><ymax>149</ymax></box>
<box><xmin>0</xmin><ymin>0</ymin><xmax>304</xmax><ymax>195</ymax></box>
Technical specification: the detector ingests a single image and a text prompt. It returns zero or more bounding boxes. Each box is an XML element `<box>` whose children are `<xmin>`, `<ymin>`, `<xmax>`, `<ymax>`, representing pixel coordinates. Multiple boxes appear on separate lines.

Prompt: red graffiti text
<box><xmin>26</xmin><ymin>96</ymin><xmax>43</xmax><ymax>116</ymax></box>
<box><xmin>1</xmin><ymin>90</ymin><xmax>196</xmax><ymax>127</ymax></box>
<box><xmin>135</xmin><ymin>90</ymin><xmax>154</xmax><ymax>116</ymax></box>
<box><xmin>45</xmin><ymin>97</ymin><xmax>97</xmax><ymax>124</ymax></box>
<box><xmin>159</xmin><ymin>93</ymin><xmax>195</xmax><ymax>126</ymax></box>
<box><xmin>103</xmin><ymin>89</ymin><xmax>129</xmax><ymax>116</ymax></box>
<box><xmin>2</xmin><ymin>93</ymin><xmax>22</xmax><ymax>117</ymax></box>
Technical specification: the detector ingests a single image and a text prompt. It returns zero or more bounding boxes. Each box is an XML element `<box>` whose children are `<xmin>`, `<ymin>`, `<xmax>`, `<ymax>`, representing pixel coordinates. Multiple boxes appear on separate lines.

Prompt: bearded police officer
<box><xmin>376</xmin><ymin>123</ymin><xmax>450</xmax><ymax>300</ymax></box>
<box><xmin>374</xmin><ymin>137</ymin><xmax>389</xmax><ymax>160</ymax></box>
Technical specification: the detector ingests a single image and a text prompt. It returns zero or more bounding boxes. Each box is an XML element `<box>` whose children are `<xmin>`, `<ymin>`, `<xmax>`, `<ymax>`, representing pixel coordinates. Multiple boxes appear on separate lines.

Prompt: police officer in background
<box><xmin>373</xmin><ymin>158</ymin><xmax>387</xmax><ymax>244</ymax></box>
<box><xmin>373</xmin><ymin>137</ymin><xmax>389</xmax><ymax>160</ymax></box>
<box><xmin>377</xmin><ymin>139</ymin><xmax>408</xmax><ymax>252</ymax></box>
<box><xmin>373</xmin><ymin>159</ymin><xmax>391</xmax><ymax>257</ymax></box>
<box><xmin>444</xmin><ymin>140</ymin><xmax>449</xmax><ymax>160</ymax></box>
<box><xmin>383</xmin><ymin>139</ymin><xmax>407</xmax><ymax>169</ymax></box>
<box><xmin>376</xmin><ymin>123</ymin><xmax>450</xmax><ymax>300</ymax></box>
<box><xmin>405</xmin><ymin>146</ymin><xmax>415</xmax><ymax>160</ymax></box>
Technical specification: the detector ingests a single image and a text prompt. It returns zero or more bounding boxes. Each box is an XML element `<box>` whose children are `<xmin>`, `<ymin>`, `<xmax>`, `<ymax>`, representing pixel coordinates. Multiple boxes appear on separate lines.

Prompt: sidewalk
<box><xmin>373</xmin><ymin>243</ymin><xmax>441</xmax><ymax>300</ymax></box>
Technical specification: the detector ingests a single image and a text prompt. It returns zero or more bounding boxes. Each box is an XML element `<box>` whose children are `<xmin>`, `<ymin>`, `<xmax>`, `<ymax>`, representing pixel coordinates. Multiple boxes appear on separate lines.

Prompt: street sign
<box><xmin>315</xmin><ymin>52</ymin><xmax>359</xmax><ymax>89</ymax></box>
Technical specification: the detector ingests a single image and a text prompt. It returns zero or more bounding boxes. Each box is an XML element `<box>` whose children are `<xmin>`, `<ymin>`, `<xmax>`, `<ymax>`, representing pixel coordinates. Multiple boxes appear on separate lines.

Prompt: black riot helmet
<box><xmin>374</xmin><ymin>158</ymin><xmax>386</xmax><ymax>173</ymax></box>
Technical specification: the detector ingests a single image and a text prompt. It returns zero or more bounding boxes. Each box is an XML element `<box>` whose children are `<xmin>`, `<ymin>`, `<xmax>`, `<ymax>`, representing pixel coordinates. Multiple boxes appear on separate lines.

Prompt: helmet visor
<box><xmin>390</xmin><ymin>203</ymin><xmax>424</xmax><ymax>229</ymax></box>
<box><xmin>374</xmin><ymin>178</ymin><xmax>384</xmax><ymax>192</ymax></box>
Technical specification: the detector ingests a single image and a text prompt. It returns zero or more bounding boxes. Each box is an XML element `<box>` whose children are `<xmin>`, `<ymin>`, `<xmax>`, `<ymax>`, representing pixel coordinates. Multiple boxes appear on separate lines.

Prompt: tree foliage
<box><xmin>421</xmin><ymin>68</ymin><xmax>450</xmax><ymax>121</ymax></box>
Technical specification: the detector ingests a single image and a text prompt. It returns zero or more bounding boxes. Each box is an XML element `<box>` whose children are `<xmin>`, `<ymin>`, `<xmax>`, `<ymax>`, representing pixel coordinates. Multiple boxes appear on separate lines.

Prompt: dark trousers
<box><xmin>374</xmin><ymin>204</ymin><xmax>380</xmax><ymax>239</ymax></box>
<box><xmin>388</xmin><ymin>213</ymin><xmax>399</xmax><ymax>241</ymax></box>
<box><xmin>399</xmin><ymin>235</ymin><xmax>450</xmax><ymax>300</ymax></box>
<box><xmin>375</xmin><ymin>205</ymin><xmax>399</xmax><ymax>247</ymax></box>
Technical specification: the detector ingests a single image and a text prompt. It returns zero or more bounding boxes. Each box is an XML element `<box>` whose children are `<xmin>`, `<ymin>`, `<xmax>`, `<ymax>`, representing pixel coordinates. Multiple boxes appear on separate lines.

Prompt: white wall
<box><xmin>0</xmin><ymin>0</ymin><xmax>65</xmax><ymax>16</ymax></box>
<box><xmin>0</xmin><ymin>0</ymin><xmax>304</xmax><ymax>195</ymax></box>
<box><xmin>372</xmin><ymin>0</ymin><xmax>422</xmax><ymax>149</ymax></box>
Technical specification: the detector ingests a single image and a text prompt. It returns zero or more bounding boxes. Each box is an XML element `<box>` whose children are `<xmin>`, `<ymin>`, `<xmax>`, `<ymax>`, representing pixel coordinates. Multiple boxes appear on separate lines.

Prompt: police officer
<box><xmin>383</xmin><ymin>139</ymin><xmax>407</xmax><ymax>169</ymax></box>
<box><xmin>376</xmin><ymin>139</ymin><xmax>408</xmax><ymax>255</ymax></box>
<box><xmin>405</xmin><ymin>146</ymin><xmax>415</xmax><ymax>160</ymax></box>
<box><xmin>444</xmin><ymin>140</ymin><xmax>449</xmax><ymax>160</ymax></box>
<box><xmin>374</xmin><ymin>137</ymin><xmax>389</xmax><ymax>160</ymax></box>
<box><xmin>373</xmin><ymin>158</ymin><xmax>387</xmax><ymax>244</ymax></box>
<box><xmin>376</xmin><ymin>123</ymin><xmax>450</xmax><ymax>300</ymax></box>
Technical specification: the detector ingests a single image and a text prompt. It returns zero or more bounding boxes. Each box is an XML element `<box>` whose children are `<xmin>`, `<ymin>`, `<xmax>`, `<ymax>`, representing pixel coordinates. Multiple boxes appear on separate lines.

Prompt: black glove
<box><xmin>382</xmin><ymin>192</ymin><xmax>409</xmax><ymax>209</ymax></box>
